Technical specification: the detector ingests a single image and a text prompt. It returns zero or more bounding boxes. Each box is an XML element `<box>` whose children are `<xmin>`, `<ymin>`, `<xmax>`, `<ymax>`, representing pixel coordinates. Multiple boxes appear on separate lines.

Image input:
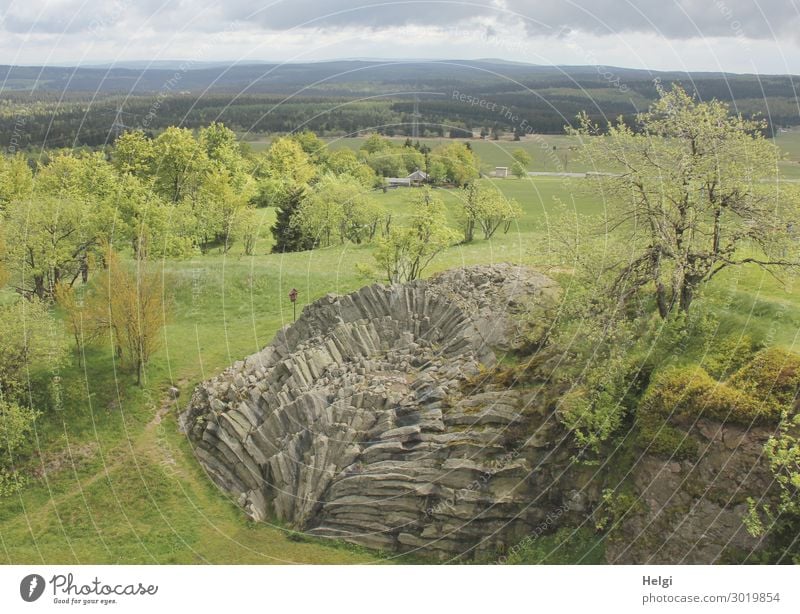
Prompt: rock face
<box><xmin>181</xmin><ymin>263</ymin><xmax>784</xmax><ymax>563</ymax></box>
<box><xmin>605</xmin><ymin>418</ymin><xmax>776</xmax><ymax>564</ymax></box>
<box><xmin>181</xmin><ymin>264</ymin><xmax>574</xmax><ymax>559</ymax></box>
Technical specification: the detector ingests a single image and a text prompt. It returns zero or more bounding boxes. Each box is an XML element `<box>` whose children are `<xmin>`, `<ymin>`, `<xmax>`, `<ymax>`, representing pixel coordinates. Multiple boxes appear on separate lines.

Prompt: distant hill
<box><xmin>0</xmin><ymin>59</ymin><xmax>792</xmax><ymax>95</ymax></box>
<box><xmin>1</xmin><ymin>59</ymin><xmax>797</xmax><ymax>149</ymax></box>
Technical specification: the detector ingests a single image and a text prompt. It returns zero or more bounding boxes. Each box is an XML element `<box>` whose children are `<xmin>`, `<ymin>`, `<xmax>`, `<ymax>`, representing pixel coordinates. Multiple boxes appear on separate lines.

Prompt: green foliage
<box><xmin>151</xmin><ymin>127</ymin><xmax>209</xmax><ymax>203</ymax></box>
<box><xmin>637</xmin><ymin>347</ymin><xmax>800</xmax><ymax>458</ymax></box>
<box><xmin>503</xmin><ymin>527</ymin><xmax>604</xmax><ymax>564</ymax></box>
<box><xmin>457</xmin><ymin>181</ymin><xmax>522</xmax><ymax>242</ymax></box>
<box><xmin>3</xmin><ymin>194</ymin><xmax>98</xmax><ymax>300</ymax></box>
<box><xmin>728</xmin><ymin>347</ymin><xmax>800</xmax><ymax>407</ymax></box>
<box><xmin>0</xmin><ymin>399</ymin><xmax>39</xmax><ymax>465</ymax></box>
<box><xmin>0</xmin><ymin>468</ymin><xmax>28</xmax><ymax>498</ymax></box>
<box><xmin>373</xmin><ymin>188</ymin><xmax>458</xmax><ymax>283</ymax></box>
<box><xmin>112</xmin><ymin>130</ymin><xmax>155</xmax><ymax>177</ymax></box>
<box><xmin>292</xmin><ymin>174</ymin><xmax>384</xmax><ymax>247</ymax></box>
<box><xmin>0</xmin><ymin>298</ymin><xmax>66</xmax><ymax>402</ymax></box>
<box><xmin>430</xmin><ymin>142</ymin><xmax>479</xmax><ymax>186</ymax></box>
<box><xmin>361</xmin><ymin>134</ymin><xmax>392</xmax><ymax>154</ymax></box>
<box><xmin>569</xmin><ymin>85</ymin><xmax>800</xmax><ymax>318</ymax></box>
<box><xmin>270</xmin><ymin>184</ymin><xmax>314</xmax><ymax>253</ymax></box>
<box><xmin>593</xmin><ymin>488</ymin><xmax>641</xmax><ymax>532</ymax></box>
<box><xmin>702</xmin><ymin>335</ymin><xmax>759</xmax><ymax>380</ymax></box>
<box><xmin>324</xmin><ymin>148</ymin><xmax>377</xmax><ymax>187</ymax></box>
<box><xmin>511</xmin><ymin>148</ymin><xmax>532</xmax><ymax>168</ymax></box>
<box><xmin>289</xmin><ymin>131</ymin><xmax>329</xmax><ymax>165</ymax></box>
<box><xmin>258</xmin><ymin>137</ymin><xmax>316</xmax><ymax>186</ymax></box>
<box><xmin>510</xmin><ymin>147</ymin><xmax>532</xmax><ymax>179</ymax></box>
<box><xmin>0</xmin><ymin>154</ymin><xmax>33</xmax><ymax>209</ymax></box>
<box><xmin>746</xmin><ymin>413</ymin><xmax>800</xmax><ymax>563</ymax></box>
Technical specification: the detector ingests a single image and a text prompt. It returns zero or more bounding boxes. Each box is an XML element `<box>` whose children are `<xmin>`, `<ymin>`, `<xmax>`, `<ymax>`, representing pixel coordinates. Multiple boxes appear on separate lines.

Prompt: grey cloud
<box><xmin>503</xmin><ymin>0</ymin><xmax>800</xmax><ymax>40</ymax></box>
<box><xmin>1</xmin><ymin>0</ymin><xmax>798</xmax><ymax>40</ymax></box>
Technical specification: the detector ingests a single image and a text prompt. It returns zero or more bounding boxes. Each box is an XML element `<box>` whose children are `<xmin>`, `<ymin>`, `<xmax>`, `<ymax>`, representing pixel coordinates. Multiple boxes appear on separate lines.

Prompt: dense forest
<box><xmin>1</xmin><ymin>60</ymin><xmax>797</xmax><ymax>149</ymax></box>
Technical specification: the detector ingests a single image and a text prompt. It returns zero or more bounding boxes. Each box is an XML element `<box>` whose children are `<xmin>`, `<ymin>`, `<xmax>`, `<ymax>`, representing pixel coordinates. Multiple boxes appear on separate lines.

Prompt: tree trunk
<box><xmin>655</xmin><ymin>282</ymin><xmax>669</xmax><ymax>319</ymax></box>
<box><xmin>679</xmin><ymin>281</ymin><xmax>694</xmax><ymax>313</ymax></box>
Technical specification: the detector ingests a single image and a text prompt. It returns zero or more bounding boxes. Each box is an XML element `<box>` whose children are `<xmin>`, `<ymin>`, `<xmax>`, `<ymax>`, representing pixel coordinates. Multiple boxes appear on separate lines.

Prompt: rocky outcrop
<box><xmin>605</xmin><ymin>418</ymin><xmax>777</xmax><ymax>564</ymax></box>
<box><xmin>181</xmin><ymin>263</ymin><xmax>786</xmax><ymax>563</ymax></box>
<box><xmin>181</xmin><ymin>264</ymin><xmax>578</xmax><ymax>559</ymax></box>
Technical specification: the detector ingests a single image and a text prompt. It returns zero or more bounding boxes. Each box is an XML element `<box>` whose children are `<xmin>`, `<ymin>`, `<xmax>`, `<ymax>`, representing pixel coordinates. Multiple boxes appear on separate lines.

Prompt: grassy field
<box><xmin>246</xmin><ymin>129</ymin><xmax>800</xmax><ymax>178</ymax></box>
<box><xmin>1</xmin><ymin>174</ymin><xmax>798</xmax><ymax>564</ymax></box>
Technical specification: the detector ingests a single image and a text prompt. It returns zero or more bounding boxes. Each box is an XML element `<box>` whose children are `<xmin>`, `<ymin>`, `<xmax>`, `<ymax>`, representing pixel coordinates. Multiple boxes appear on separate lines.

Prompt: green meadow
<box><xmin>2</xmin><ymin>130</ymin><xmax>800</xmax><ymax>564</ymax></box>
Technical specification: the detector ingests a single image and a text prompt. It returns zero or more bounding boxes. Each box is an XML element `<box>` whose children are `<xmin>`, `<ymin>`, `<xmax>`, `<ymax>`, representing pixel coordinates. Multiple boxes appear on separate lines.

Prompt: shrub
<box><xmin>703</xmin><ymin>335</ymin><xmax>759</xmax><ymax>380</ymax></box>
<box><xmin>728</xmin><ymin>347</ymin><xmax>800</xmax><ymax>408</ymax></box>
<box><xmin>637</xmin><ymin>347</ymin><xmax>800</xmax><ymax>454</ymax></box>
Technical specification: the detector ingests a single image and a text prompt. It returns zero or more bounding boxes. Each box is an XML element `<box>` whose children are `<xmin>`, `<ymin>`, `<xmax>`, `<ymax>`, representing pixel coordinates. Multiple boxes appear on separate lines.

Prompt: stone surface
<box><xmin>604</xmin><ymin>419</ymin><xmax>777</xmax><ymax>564</ymax></box>
<box><xmin>181</xmin><ymin>264</ymin><xmax>572</xmax><ymax>559</ymax></box>
<box><xmin>181</xmin><ymin>263</ymin><xmax>783</xmax><ymax>563</ymax></box>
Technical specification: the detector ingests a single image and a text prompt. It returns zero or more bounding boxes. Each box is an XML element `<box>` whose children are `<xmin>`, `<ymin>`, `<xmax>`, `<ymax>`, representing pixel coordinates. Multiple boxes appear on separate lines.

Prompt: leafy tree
<box><xmin>238</xmin><ymin>207</ymin><xmax>260</xmax><ymax>256</ymax></box>
<box><xmin>510</xmin><ymin>151</ymin><xmax>531</xmax><ymax>178</ymax></box>
<box><xmin>457</xmin><ymin>182</ymin><xmax>523</xmax><ymax>242</ymax></box>
<box><xmin>258</xmin><ymin>137</ymin><xmax>316</xmax><ymax>186</ymax></box>
<box><xmin>400</xmin><ymin>147</ymin><xmax>425</xmax><ymax>174</ymax></box>
<box><xmin>151</xmin><ymin>127</ymin><xmax>208</xmax><ymax>203</ymax></box>
<box><xmin>569</xmin><ymin>85</ymin><xmax>800</xmax><ymax>317</ymax></box>
<box><xmin>0</xmin><ymin>399</ymin><xmax>39</xmax><ymax>497</ymax></box>
<box><xmin>35</xmin><ymin>151</ymin><xmax>118</xmax><ymax>203</ymax></box>
<box><xmin>3</xmin><ymin>194</ymin><xmax>97</xmax><ymax>300</ymax></box>
<box><xmin>194</xmin><ymin>169</ymin><xmax>253</xmax><ymax>253</ymax></box>
<box><xmin>511</xmin><ymin>148</ymin><xmax>532</xmax><ymax>168</ymax></box>
<box><xmin>431</xmin><ymin>142</ymin><xmax>479</xmax><ymax>186</ymax></box>
<box><xmin>113</xmin><ymin>130</ymin><xmax>156</xmax><ymax>177</ymax></box>
<box><xmin>374</xmin><ymin>188</ymin><xmax>458</xmax><ymax>283</ymax></box>
<box><xmin>364</xmin><ymin>150</ymin><xmax>407</xmax><ymax>178</ymax></box>
<box><xmin>271</xmin><ymin>184</ymin><xmax>313</xmax><ymax>253</ymax></box>
<box><xmin>361</xmin><ymin>134</ymin><xmax>392</xmax><ymax>154</ymax></box>
<box><xmin>294</xmin><ymin>174</ymin><xmax>385</xmax><ymax>245</ymax></box>
<box><xmin>200</xmin><ymin>123</ymin><xmax>251</xmax><ymax>191</ymax></box>
<box><xmin>0</xmin><ymin>297</ymin><xmax>65</xmax><ymax>401</ymax></box>
<box><xmin>290</xmin><ymin>131</ymin><xmax>329</xmax><ymax>165</ymax></box>
<box><xmin>0</xmin><ymin>154</ymin><xmax>33</xmax><ymax>210</ymax></box>
<box><xmin>324</xmin><ymin>148</ymin><xmax>377</xmax><ymax>187</ymax></box>
<box><xmin>83</xmin><ymin>249</ymin><xmax>171</xmax><ymax>385</ymax></box>
<box><xmin>112</xmin><ymin>173</ymin><xmax>192</xmax><ymax>259</ymax></box>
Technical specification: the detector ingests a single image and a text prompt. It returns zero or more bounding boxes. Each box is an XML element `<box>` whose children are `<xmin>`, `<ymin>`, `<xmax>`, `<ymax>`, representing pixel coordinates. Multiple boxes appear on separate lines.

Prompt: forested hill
<box><xmin>1</xmin><ymin>59</ymin><xmax>798</xmax><ymax>149</ymax></box>
<box><xmin>1</xmin><ymin>59</ymin><xmax>794</xmax><ymax>95</ymax></box>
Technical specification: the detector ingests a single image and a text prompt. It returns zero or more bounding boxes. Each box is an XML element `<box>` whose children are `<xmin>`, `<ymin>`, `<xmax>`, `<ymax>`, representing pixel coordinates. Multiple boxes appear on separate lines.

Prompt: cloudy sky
<box><xmin>1</xmin><ymin>0</ymin><xmax>799</xmax><ymax>73</ymax></box>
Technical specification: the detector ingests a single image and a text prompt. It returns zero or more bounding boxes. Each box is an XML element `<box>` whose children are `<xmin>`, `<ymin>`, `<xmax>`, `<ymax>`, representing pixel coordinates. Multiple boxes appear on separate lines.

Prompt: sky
<box><xmin>0</xmin><ymin>0</ymin><xmax>799</xmax><ymax>74</ymax></box>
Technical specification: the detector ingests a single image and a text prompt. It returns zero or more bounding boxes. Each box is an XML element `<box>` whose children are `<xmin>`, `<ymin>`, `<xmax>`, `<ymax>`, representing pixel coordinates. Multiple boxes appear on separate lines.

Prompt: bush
<box><xmin>728</xmin><ymin>347</ymin><xmax>800</xmax><ymax>408</ymax></box>
<box><xmin>0</xmin><ymin>468</ymin><xmax>28</xmax><ymax>498</ymax></box>
<box><xmin>637</xmin><ymin>347</ymin><xmax>800</xmax><ymax>454</ymax></box>
<box><xmin>703</xmin><ymin>335</ymin><xmax>759</xmax><ymax>380</ymax></box>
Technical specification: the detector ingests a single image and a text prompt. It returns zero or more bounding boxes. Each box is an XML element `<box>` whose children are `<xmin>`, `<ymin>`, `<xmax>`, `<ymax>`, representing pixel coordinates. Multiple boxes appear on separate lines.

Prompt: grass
<box><xmin>1</xmin><ymin>171</ymin><xmax>799</xmax><ymax>564</ymax></box>
<box><xmin>246</xmin><ymin>130</ymin><xmax>800</xmax><ymax>177</ymax></box>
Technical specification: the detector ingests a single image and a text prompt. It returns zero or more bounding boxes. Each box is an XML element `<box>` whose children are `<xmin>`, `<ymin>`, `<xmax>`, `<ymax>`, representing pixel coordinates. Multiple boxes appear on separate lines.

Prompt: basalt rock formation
<box><xmin>181</xmin><ymin>264</ymin><xmax>786</xmax><ymax>563</ymax></box>
<box><xmin>605</xmin><ymin>418</ymin><xmax>777</xmax><ymax>564</ymax></box>
<box><xmin>181</xmin><ymin>264</ymin><xmax>582</xmax><ymax>559</ymax></box>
